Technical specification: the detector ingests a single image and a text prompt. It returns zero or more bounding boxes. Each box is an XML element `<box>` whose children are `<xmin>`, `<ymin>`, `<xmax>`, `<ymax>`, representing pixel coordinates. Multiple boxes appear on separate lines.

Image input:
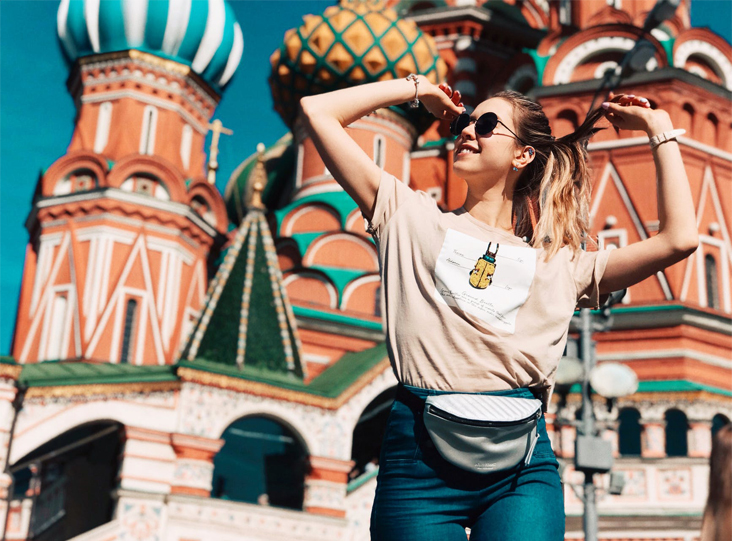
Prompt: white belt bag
<box><xmin>423</xmin><ymin>393</ymin><xmax>543</xmax><ymax>474</ymax></box>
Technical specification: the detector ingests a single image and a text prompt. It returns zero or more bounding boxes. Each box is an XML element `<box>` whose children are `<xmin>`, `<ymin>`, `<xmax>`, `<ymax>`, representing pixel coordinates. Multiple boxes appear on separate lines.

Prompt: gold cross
<box><xmin>206</xmin><ymin>119</ymin><xmax>233</xmax><ymax>185</ymax></box>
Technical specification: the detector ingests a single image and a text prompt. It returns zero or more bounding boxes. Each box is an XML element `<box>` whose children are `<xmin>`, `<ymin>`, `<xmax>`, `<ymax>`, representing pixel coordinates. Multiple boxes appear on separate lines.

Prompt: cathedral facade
<box><xmin>1</xmin><ymin>1</ymin><xmax>730</xmax><ymax>540</ymax></box>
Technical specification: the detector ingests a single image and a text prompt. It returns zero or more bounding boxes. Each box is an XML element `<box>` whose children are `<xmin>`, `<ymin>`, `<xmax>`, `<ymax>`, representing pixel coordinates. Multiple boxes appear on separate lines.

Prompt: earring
<box><xmin>512</xmin><ymin>166</ymin><xmax>518</xmax><ymax>171</ymax></box>
<box><xmin>528</xmin><ymin>148</ymin><xmax>534</xmax><ymax>157</ymax></box>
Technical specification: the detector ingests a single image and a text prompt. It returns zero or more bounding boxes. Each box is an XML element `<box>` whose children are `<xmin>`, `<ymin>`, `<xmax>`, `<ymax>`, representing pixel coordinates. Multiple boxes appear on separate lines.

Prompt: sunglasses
<box><xmin>450</xmin><ymin>112</ymin><xmax>528</xmax><ymax>146</ymax></box>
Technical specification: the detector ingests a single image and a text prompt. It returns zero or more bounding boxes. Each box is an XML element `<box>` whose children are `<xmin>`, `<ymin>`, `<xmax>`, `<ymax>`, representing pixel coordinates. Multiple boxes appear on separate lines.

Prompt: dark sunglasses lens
<box><xmin>450</xmin><ymin>113</ymin><xmax>470</xmax><ymax>135</ymax></box>
<box><xmin>475</xmin><ymin>113</ymin><xmax>498</xmax><ymax>136</ymax></box>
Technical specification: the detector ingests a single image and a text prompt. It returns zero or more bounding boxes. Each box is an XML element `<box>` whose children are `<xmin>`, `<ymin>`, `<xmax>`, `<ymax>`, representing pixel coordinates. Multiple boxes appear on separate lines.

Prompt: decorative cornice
<box><xmin>24</xmin><ymin>380</ymin><xmax>180</xmax><ymax>399</ymax></box>
<box><xmin>178</xmin><ymin>357</ymin><xmax>390</xmax><ymax>410</ymax></box>
<box><xmin>0</xmin><ymin>364</ymin><xmax>22</xmax><ymax>380</ymax></box>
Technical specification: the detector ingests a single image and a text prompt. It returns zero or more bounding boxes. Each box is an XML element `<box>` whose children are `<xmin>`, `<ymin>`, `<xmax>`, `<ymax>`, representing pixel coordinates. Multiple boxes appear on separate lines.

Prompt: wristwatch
<box><xmin>649</xmin><ymin>128</ymin><xmax>686</xmax><ymax>150</ymax></box>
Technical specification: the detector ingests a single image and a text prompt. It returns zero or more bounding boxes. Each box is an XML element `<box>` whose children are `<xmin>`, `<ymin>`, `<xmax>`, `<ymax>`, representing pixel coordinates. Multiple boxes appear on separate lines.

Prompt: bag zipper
<box><xmin>426</xmin><ymin>404</ymin><xmax>541</xmax><ymax>427</ymax></box>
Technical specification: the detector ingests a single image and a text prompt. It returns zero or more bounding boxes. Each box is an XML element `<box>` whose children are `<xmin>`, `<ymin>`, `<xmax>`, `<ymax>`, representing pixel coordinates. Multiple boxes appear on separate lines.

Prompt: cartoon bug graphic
<box><xmin>469</xmin><ymin>242</ymin><xmax>499</xmax><ymax>289</ymax></box>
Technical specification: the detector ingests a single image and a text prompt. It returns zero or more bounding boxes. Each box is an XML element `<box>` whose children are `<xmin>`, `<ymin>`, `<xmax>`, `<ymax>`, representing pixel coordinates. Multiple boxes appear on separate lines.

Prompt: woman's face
<box><xmin>452</xmin><ymin>98</ymin><xmax>521</xmax><ymax>188</ymax></box>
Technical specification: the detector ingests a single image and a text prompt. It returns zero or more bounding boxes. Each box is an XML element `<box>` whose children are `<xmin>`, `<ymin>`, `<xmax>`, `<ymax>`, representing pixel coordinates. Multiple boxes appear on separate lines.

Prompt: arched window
<box><xmin>139</xmin><ymin>106</ymin><xmax>158</xmax><ymax>155</ymax></box>
<box><xmin>680</xmin><ymin>103</ymin><xmax>694</xmax><ymax>136</ymax></box>
<box><xmin>119</xmin><ymin>298</ymin><xmax>138</xmax><ymax>364</ymax></box>
<box><xmin>712</xmin><ymin>414</ymin><xmax>730</xmax><ymax>437</ymax></box>
<box><xmin>555</xmin><ymin>109</ymin><xmax>579</xmax><ymax>138</ymax></box>
<box><xmin>373</xmin><ymin>135</ymin><xmax>385</xmax><ymax>169</ymax></box>
<box><xmin>10</xmin><ymin>422</ymin><xmax>122</xmax><ymax>539</ymax></box>
<box><xmin>665</xmin><ymin>409</ymin><xmax>689</xmax><ymax>457</ymax></box>
<box><xmin>350</xmin><ymin>387</ymin><xmax>396</xmax><ymax>481</ymax></box>
<box><xmin>180</xmin><ymin>124</ymin><xmax>193</xmax><ymax>170</ymax></box>
<box><xmin>618</xmin><ymin>408</ymin><xmax>642</xmax><ymax>456</ymax></box>
<box><xmin>212</xmin><ymin>416</ymin><xmax>307</xmax><ymax>509</ymax></box>
<box><xmin>705</xmin><ymin>254</ymin><xmax>719</xmax><ymax>309</ymax></box>
<box><xmin>704</xmin><ymin>113</ymin><xmax>719</xmax><ymax>146</ymax></box>
<box><xmin>94</xmin><ymin>102</ymin><xmax>113</xmax><ymax>153</ymax></box>
<box><xmin>190</xmin><ymin>195</ymin><xmax>217</xmax><ymax>227</ymax></box>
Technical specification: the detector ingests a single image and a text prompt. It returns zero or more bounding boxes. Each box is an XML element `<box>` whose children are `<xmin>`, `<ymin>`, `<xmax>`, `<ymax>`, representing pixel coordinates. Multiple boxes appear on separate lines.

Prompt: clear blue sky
<box><xmin>1</xmin><ymin>0</ymin><xmax>730</xmax><ymax>355</ymax></box>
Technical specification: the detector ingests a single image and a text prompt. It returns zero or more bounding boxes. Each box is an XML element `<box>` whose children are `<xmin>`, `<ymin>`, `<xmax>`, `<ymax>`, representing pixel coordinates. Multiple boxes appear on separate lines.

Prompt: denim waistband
<box><xmin>401</xmin><ymin>383</ymin><xmax>538</xmax><ymax>401</ymax></box>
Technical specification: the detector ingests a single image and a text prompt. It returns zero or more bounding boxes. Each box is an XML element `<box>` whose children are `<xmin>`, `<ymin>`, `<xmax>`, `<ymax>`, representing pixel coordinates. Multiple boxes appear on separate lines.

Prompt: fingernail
<box><xmin>627</xmin><ymin>94</ymin><xmax>635</xmax><ymax>98</ymax></box>
<box><xmin>601</xmin><ymin>102</ymin><xmax>610</xmax><ymax>109</ymax></box>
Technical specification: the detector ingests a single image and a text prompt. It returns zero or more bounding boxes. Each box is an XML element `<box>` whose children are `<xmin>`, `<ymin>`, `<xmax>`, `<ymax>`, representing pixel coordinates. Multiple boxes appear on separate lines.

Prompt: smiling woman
<box><xmin>298</xmin><ymin>67</ymin><xmax>698</xmax><ymax>539</ymax></box>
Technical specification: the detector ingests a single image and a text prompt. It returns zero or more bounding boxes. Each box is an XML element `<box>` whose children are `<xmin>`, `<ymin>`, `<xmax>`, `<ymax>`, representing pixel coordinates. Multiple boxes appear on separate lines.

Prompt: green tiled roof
<box><xmin>19</xmin><ymin>362</ymin><xmax>177</xmax><ymax>388</ymax></box>
<box><xmin>184</xmin><ymin>210</ymin><xmax>305</xmax><ymax>378</ymax></box>
<box><xmin>180</xmin><ymin>342</ymin><xmax>387</xmax><ymax>398</ymax></box>
<box><xmin>0</xmin><ymin>356</ymin><xmax>18</xmax><ymax>366</ymax></box>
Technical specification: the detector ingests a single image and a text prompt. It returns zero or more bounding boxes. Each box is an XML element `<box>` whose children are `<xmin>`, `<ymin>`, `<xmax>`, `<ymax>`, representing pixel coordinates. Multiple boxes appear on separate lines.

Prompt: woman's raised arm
<box><xmin>298</xmin><ymin>76</ymin><xmax>462</xmax><ymax>220</ymax></box>
<box><xmin>597</xmin><ymin>94</ymin><xmax>699</xmax><ymax>294</ymax></box>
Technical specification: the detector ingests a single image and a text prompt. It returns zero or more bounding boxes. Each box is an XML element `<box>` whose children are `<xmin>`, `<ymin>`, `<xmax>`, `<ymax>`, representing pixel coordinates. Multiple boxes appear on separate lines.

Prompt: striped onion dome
<box><xmin>57</xmin><ymin>0</ymin><xmax>244</xmax><ymax>89</ymax></box>
<box><xmin>269</xmin><ymin>0</ymin><xmax>447</xmax><ymax>128</ymax></box>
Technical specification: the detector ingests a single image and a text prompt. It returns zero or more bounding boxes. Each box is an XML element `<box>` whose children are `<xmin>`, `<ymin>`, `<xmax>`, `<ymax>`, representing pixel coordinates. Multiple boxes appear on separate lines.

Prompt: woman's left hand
<box><xmin>601</xmin><ymin>92</ymin><xmax>671</xmax><ymax>134</ymax></box>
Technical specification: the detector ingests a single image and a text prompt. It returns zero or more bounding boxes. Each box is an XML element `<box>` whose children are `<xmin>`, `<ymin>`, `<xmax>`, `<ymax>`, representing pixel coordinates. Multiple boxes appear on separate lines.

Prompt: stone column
<box><xmin>687</xmin><ymin>420</ymin><xmax>713</xmax><ymax>458</ymax></box>
<box><xmin>118</xmin><ymin>426</ymin><xmax>175</xmax><ymax>494</ymax></box>
<box><xmin>0</xmin><ymin>367</ymin><xmax>21</xmax><ymax>538</ymax></box>
<box><xmin>115</xmin><ymin>427</ymin><xmax>175</xmax><ymax>541</ymax></box>
<box><xmin>641</xmin><ymin>419</ymin><xmax>666</xmax><ymax>458</ymax></box>
<box><xmin>304</xmin><ymin>456</ymin><xmax>354</xmax><ymax>518</ymax></box>
<box><xmin>170</xmin><ymin>433</ymin><xmax>224</xmax><ymax>497</ymax></box>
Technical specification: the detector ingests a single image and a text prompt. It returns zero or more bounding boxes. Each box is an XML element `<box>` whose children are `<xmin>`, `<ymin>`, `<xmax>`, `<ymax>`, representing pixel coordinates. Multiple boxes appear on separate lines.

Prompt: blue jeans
<box><xmin>370</xmin><ymin>384</ymin><xmax>565</xmax><ymax>540</ymax></box>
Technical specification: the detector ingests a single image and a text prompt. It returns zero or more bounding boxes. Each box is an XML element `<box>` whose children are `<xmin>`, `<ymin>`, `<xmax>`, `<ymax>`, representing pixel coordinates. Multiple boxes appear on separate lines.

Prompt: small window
<box><xmin>119</xmin><ymin>298</ymin><xmax>138</xmax><ymax>364</ymax></box>
<box><xmin>191</xmin><ymin>195</ymin><xmax>217</xmax><ymax>227</ymax></box>
<box><xmin>665</xmin><ymin>409</ymin><xmax>689</xmax><ymax>457</ymax></box>
<box><xmin>618</xmin><ymin>408</ymin><xmax>642</xmax><ymax>456</ymax></box>
<box><xmin>140</xmin><ymin>106</ymin><xmax>158</xmax><ymax>155</ymax></box>
<box><xmin>705</xmin><ymin>254</ymin><xmax>719</xmax><ymax>309</ymax></box>
<box><xmin>373</xmin><ymin>135</ymin><xmax>385</xmax><ymax>169</ymax></box>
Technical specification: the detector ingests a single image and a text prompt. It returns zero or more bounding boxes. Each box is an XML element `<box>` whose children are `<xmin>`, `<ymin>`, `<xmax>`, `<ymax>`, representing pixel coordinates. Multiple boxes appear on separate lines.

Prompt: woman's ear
<box><xmin>516</xmin><ymin>146</ymin><xmax>535</xmax><ymax>168</ymax></box>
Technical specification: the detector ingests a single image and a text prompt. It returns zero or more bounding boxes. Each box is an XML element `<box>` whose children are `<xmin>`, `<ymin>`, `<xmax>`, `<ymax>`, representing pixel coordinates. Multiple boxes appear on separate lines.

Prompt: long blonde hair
<box><xmin>493</xmin><ymin>90</ymin><xmax>607</xmax><ymax>260</ymax></box>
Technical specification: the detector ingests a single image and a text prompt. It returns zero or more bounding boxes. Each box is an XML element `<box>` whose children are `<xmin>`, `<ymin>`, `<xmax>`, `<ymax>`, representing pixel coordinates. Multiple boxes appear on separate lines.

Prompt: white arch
<box><xmin>303</xmin><ymin>233</ymin><xmax>379</xmax><ymax>270</ymax></box>
<box><xmin>340</xmin><ymin>274</ymin><xmax>381</xmax><ymax>311</ymax></box>
<box><xmin>11</xmin><ymin>398</ymin><xmax>176</xmax><ymax>464</ymax></box>
<box><xmin>211</xmin><ymin>404</ymin><xmax>317</xmax><ymax>455</ymax></box>
<box><xmin>282</xmin><ymin>272</ymin><xmax>338</xmax><ymax>308</ymax></box>
<box><xmin>675</xmin><ymin>40</ymin><xmax>732</xmax><ymax>90</ymax></box>
<box><xmin>554</xmin><ymin>36</ymin><xmax>656</xmax><ymax>85</ymax></box>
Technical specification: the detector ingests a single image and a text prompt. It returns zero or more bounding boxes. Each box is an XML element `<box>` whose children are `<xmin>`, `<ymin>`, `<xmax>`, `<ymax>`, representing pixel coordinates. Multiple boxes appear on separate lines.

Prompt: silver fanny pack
<box><xmin>423</xmin><ymin>393</ymin><xmax>543</xmax><ymax>473</ymax></box>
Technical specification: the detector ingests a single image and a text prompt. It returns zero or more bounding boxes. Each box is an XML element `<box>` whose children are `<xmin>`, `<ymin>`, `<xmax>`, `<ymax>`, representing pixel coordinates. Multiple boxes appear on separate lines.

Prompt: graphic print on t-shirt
<box><xmin>434</xmin><ymin>229</ymin><xmax>537</xmax><ymax>333</ymax></box>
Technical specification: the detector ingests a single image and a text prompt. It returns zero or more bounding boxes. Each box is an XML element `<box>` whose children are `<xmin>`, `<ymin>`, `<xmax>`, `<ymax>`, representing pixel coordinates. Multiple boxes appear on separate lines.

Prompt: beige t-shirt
<box><xmin>367</xmin><ymin>170</ymin><xmax>611</xmax><ymax>409</ymax></box>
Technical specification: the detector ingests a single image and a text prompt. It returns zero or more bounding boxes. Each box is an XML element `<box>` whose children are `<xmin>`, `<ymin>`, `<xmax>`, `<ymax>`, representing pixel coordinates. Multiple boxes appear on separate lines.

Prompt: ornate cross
<box><xmin>206</xmin><ymin>119</ymin><xmax>233</xmax><ymax>185</ymax></box>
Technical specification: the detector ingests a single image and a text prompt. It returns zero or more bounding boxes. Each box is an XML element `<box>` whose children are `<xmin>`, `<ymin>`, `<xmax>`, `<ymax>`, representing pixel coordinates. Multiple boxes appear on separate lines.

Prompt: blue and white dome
<box><xmin>57</xmin><ymin>0</ymin><xmax>244</xmax><ymax>88</ymax></box>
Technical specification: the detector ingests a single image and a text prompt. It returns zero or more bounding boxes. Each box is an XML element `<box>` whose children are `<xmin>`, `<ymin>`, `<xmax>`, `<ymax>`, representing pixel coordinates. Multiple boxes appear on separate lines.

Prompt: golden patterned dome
<box><xmin>269</xmin><ymin>0</ymin><xmax>447</xmax><ymax>128</ymax></box>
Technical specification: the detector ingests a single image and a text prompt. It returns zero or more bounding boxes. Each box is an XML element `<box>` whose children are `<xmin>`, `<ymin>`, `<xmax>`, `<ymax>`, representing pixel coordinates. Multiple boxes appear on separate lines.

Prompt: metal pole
<box><xmin>580</xmin><ymin>307</ymin><xmax>598</xmax><ymax>541</ymax></box>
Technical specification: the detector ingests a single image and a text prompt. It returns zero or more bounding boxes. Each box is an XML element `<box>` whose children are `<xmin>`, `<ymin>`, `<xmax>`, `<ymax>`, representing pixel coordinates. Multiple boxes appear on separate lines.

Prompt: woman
<box><xmin>701</xmin><ymin>423</ymin><xmax>732</xmax><ymax>541</ymax></box>
<box><xmin>299</xmin><ymin>76</ymin><xmax>698</xmax><ymax>540</ymax></box>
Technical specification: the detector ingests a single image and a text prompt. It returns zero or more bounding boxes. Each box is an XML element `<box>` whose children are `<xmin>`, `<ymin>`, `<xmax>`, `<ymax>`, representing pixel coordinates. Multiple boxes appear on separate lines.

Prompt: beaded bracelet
<box><xmin>406</xmin><ymin>73</ymin><xmax>420</xmax><ymax>109</ymax></box>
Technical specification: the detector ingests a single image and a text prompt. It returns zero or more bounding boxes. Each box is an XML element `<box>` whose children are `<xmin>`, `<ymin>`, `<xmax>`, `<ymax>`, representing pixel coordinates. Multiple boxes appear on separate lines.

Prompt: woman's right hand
<box><xmin>418</xmin><ymin>77</ymin><xmax>464</xmax><ymax>120</ymax></box>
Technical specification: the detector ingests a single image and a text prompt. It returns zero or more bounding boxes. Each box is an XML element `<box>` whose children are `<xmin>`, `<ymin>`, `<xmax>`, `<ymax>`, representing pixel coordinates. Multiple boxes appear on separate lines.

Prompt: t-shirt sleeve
<box><xmin>364</xmin><ymin>169</ymin><xmax>421</xmax><ymax>240</ymax></box>
<box><xmin>573</xmin><ymin>248</ymin><xmax>612</xmax><ymax>309</ymax></box>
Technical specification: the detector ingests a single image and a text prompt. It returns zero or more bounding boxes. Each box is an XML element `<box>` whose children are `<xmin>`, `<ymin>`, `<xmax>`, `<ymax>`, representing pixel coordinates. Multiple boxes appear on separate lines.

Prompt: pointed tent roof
<box><xmin>183</xmin><ymin>146</ymin><xmax>305</xmax><ymax>379</ymax></box>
